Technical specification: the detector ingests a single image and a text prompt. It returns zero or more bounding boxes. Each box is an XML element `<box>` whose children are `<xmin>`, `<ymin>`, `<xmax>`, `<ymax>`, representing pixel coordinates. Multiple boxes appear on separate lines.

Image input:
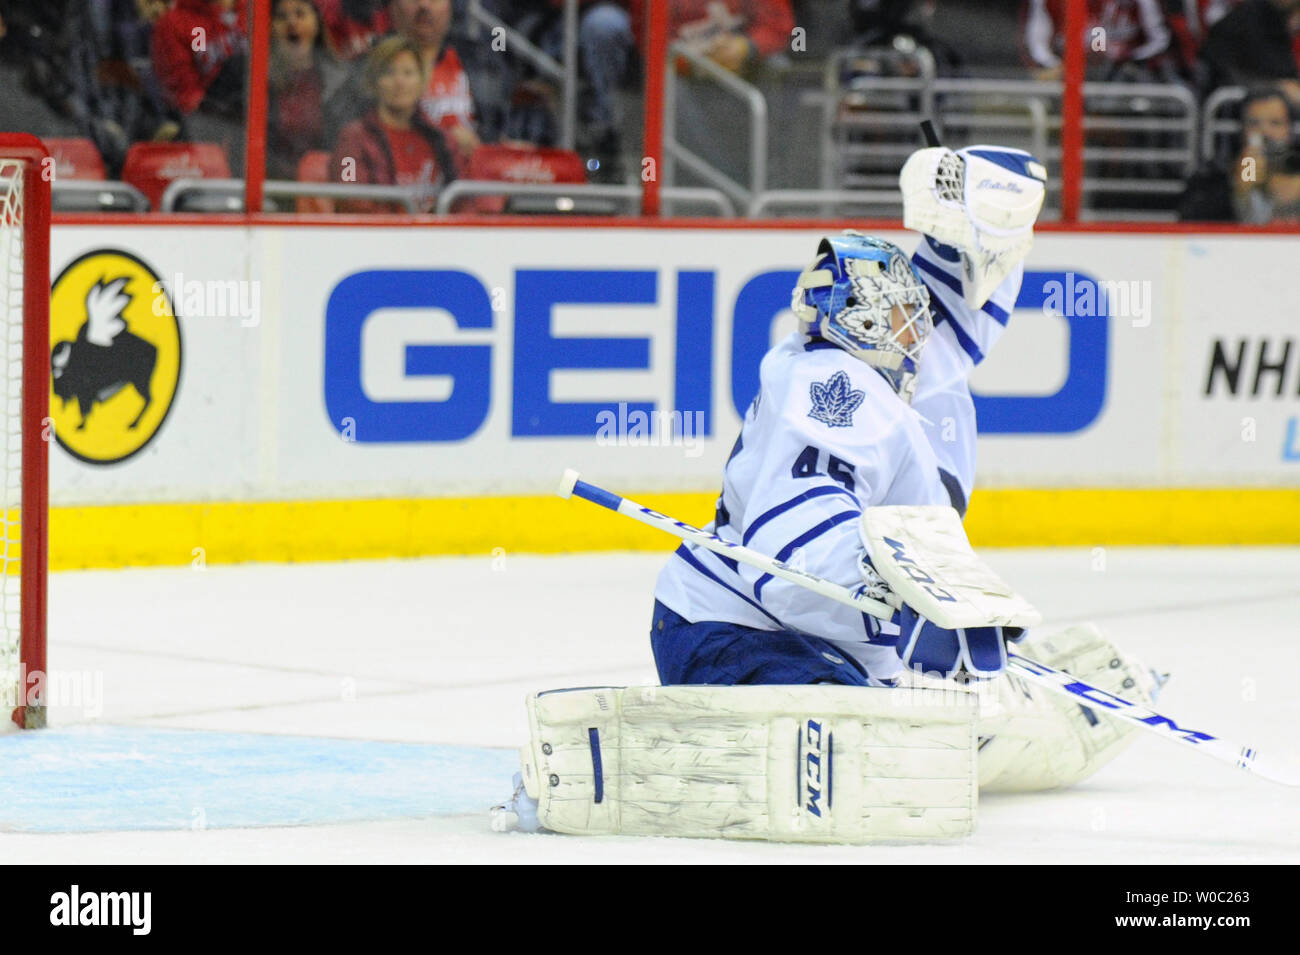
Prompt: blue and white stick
<box><xmin>558</xmin><ymin>468</ymin><xmax>896</xmax><ymax>620</ymax></box>
<box><xmin>558</xmin><ymin>468</ymin><xmax>1300</xmax><ymax>788</ymax></box>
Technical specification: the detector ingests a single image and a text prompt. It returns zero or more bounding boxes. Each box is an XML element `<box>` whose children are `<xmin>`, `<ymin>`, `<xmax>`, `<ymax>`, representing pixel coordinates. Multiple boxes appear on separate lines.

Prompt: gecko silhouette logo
<box><xmin>49</xmin><ymin>249</ymin><xmax>181</xmax><ymax>465</ymax></box>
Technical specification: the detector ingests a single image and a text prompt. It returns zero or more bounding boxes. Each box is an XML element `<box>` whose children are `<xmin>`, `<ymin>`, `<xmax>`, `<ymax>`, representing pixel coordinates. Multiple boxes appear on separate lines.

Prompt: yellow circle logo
<box><xmin>49</xmin><ymin>250</ymin><xmax>182</xmax><ymax>464</ymax></box>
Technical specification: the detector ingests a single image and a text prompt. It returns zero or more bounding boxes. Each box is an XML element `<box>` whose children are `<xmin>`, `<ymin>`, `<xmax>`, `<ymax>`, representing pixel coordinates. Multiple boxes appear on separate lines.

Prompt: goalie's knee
<box><xmin>978</xmin><ymin>623</ymin><xmax>1159</xmax><ymax>792</ymax></box>
<box><xmin>650</xmin><ymin>600</ymin><xmax>874</xmax><ymax>687</ymax></box>
<box><xmin>514</xmin><ymin>684</ymin><xmax>979</xmax><ymax>844</ymax></box>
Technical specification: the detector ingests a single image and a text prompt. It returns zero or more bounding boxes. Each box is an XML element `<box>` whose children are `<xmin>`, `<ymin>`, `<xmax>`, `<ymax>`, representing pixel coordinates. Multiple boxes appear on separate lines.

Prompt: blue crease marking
<box><xmin>0</xmin><ymin>726</ymin><xmax>518</xmax><ymax>833</ymax></box>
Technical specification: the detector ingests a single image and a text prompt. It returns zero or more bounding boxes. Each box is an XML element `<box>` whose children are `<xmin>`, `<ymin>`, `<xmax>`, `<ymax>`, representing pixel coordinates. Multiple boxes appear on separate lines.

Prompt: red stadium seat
<box><xmin>121</xmin><ymin>142</ymin><xmax>232</xmax><ymax>211</ymax></box>
<box><xmin>455</xmin><ymin>144</ymin><xmax>587</xmax><ymax>214</ymax></box>
<box><xmin>44</xmin><ymin>138</ymin><xmax>106</xmax><ymax>181</ymax></box>
<box><xmin>295</xmin><ymin>150</ymin><xmax>334</xmax><ymax>214</ymax></box>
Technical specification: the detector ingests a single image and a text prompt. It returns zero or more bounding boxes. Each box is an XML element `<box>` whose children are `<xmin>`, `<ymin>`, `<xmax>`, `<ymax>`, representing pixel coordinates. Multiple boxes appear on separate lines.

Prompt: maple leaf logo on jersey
<box><xmin>808</xmin><ymin>371</ymin><xmax>865</xmax><ymax>427</ymax></box>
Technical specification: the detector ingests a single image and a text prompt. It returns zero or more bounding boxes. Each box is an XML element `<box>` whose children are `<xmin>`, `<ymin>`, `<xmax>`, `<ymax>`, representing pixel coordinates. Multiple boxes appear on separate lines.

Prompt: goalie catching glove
<box><xmin>899</xmin><ymin>144</ymin><xmax>1047</xmax><ymax>308</ymax></box>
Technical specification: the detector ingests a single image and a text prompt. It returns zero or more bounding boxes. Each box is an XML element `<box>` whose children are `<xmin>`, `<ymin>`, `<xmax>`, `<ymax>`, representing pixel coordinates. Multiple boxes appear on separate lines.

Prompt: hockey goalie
<box><xmin>491</xmin><ymin>144</ymin><xmax>1160</xmax><ymax>844</ymax></box>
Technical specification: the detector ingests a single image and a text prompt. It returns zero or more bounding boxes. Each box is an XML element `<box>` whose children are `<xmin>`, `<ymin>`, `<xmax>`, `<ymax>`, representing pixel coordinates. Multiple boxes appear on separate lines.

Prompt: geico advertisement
<box><xmin>273</xmin><ymin>227</ymin><xmax>1142</xmax><ymax>497</ymax></box>
<box><xmin>43</xmin><ymin>226</ymin><xmax>1299</xmax><ymax>504</ymax></box>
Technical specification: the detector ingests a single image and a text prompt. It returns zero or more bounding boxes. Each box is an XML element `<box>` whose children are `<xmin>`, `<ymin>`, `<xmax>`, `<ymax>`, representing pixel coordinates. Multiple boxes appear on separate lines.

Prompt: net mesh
<box><xmin>0</xmin><ymin>157</ymin><xmax>25</xmax><ymax>714</ymax></box>
<box><xmin>936</xmin><ymin>151</ymin><xmax>965</xmax><ymax>203</ymax></box>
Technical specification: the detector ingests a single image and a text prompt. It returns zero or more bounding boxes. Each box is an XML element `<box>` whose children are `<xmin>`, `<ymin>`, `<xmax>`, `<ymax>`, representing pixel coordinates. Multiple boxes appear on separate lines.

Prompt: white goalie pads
<box><xmin>518</xmin><ymin>684</ymin><xmax>978</xmax><ymax>844</ymax></box>
<box><xmin>859</xmin><ymin>505</ymin><xmax>1042</xmax><ymax>630</ymax></box>
<box><xmin>978</xmin><ymin>623</ymin><xmax>1160</xmax><ymax>792</ymax></box>
<box><xmin>900</xmin><ymin>144</ymin><xmax>1046</xmax><ymax>308</ymax></box>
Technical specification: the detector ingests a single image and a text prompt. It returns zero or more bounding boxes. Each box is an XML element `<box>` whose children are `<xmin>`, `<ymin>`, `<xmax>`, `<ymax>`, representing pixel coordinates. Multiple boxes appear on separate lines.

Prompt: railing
<box><xmin>815</xmin><ymin>68</ymin><xmax>1199</xmax><ymax>220</ymax></box>
<box><xmin>436</xmin><ymin>180</ymin><xmax>734</xmax><ymax>215</ymax></box>
<box><xmin>158</xmin><ymin>177</ymin><xmax>734</xmax><ymax>217</ymax></box>
<box><xmin>162</xmin><ymin>178</ymin><xmax>427</xmax><ymax>213</ymax></box>
<box><xmin>747</xmin><ymin>188</ymin><xmax>898</xmax><ymax>218</ymax></box>
<box><xmin>663</xmin><ymin>42</ymin><xmax>768</xmax><ymax>210</ymax></box>
<box><xmin>1201</xmin><ymin>86</ymin><xmax>1246</xmax><ymax>166</ymax></box>
<box><xmin>52</xmin><ymin>180</ymin><xmax>150</xmax><ymax>213</ymax></box>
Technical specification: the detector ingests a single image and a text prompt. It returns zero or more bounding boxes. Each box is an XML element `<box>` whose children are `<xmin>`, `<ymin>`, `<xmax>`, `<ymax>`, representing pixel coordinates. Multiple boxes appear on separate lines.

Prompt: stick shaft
<box><xmin>561</xmin><ymin>472</ymin><xmax>1299</xmax><ymax>788</ymax></box>
<box><xmin>568</xmin><ymin>476</ymin><xmax>895</xmax><ymax>619</ymax></box>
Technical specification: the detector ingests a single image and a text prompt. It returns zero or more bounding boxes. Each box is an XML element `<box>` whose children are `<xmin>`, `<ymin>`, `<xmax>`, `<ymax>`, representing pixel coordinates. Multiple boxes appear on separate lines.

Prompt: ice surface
<box><xmin>1</xmin><ymin>547</ymin><xmax>1297</xmax><ymax>863</ymax></box>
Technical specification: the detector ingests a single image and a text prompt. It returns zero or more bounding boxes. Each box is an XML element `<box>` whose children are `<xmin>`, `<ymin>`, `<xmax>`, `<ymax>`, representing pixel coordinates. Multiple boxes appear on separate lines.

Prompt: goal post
<box><xmin>0</xmin><ymin>133</ymin><xmax>50</xmax><ymax>730</ymax></box>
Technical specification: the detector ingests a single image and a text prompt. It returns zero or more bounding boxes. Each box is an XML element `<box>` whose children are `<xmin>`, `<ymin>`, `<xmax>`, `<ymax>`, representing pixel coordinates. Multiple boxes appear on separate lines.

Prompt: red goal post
<box><xmin>0</xmin><ymin>133</ymin><xmax>50</xmax><ymax>730</ymax></box>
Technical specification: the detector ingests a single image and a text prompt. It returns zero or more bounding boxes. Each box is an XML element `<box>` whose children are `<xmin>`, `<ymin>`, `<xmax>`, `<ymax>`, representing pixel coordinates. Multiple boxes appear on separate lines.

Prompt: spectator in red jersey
<box><xmin>387</xmin><ymin>0</ymin><xmax>479</xmax><ymax>166</ymax></box>
<box><xmin>627</xmin><ymin>0</ymin><xmax>796</xmax><ymax>76</ymax></box>
<box><xmin>152</xmin><ymin>0</ymin><xmax>249</xmax><ymax>117</ymax></box>
<box><xmin>152</xmin><ymin>0</ymin><xmax>249</xmax><ymax>166</ymax></box>
<box><xmin>1021</xmin><ymin>0</ymin><xmax>1175</xmax><ymax>82</ymax></box>
<box><xmin>316</xmin><ymin>0</ymin><xmax>390</xmax><ymax>60</ymax></box>
<box><xmin>268</xmin><ymin>0</ymin><xmax>352</xmax><ymax>181</ymax></box>
<box><xmin>330</xmin><ymin>34</ymin><xmax>457</xmax><ymax>212</ymax></box>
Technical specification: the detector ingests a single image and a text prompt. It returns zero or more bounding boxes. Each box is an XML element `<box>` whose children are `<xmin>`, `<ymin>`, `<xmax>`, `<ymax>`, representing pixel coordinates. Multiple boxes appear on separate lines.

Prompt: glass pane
<box><xmin>260</xmin><ymin>0</ymin><xmax>644</xmax><ymax>215</ymax></box>
<box><xmin>0</xmin><ymin>0</ymin><xmax>247</xmax><ymax>213</ymax></box>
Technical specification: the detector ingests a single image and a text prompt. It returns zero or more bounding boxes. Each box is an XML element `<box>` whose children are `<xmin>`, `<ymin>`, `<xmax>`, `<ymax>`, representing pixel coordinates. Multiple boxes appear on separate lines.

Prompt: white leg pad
<box><xmin>978</xmin><ymin>623</ymin><xmax>1159</xmax><ymax>792</ymax></box>
<box><xmin>519</xmin><ymin>684</ymin><xmax>978</xmax><ymax>844</ymax></box>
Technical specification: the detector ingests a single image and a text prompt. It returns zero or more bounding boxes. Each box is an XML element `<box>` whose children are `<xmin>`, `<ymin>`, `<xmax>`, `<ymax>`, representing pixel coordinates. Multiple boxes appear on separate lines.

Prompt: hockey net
<box><xmin>0</xmin><ymin>135</ymin><xmax>49</xmax><ymax>729</ymax></box>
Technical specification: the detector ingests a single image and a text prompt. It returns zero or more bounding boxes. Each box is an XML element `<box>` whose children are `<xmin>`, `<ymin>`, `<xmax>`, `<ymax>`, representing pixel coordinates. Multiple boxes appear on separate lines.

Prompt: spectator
<box><xmin>152</xmin><ymin>0</ymin><xmax>249</xmax><ymax>164</ymax></box>
<box><xmin>268</xmin><ymin>0</ymin><xmax>351</xmax><ymax>180</ymax></box>
<box><xmin>112</xmin><ymin>0</ymin><xmax>182</xmax><ymax>146</ymax></box>
<box><xmin>316</xmin><ymin>0</ymin><xmax>390</xmax><ymax>60</ymax></box>
<box><xmin>0</xmin><ymin>1</ymin><xmax>179</xmax><ymax>174</ymax></box>
<box><xmin>847</xmin><ymin>0</ymin><xmax>962</xmax><ymax>74</ymax></box>
<box><xmin>628</xmin><ymin>0</ymin><xmax>796</xmax><ymax>76</ymax></box>
<box><xmin>1021</xmin><ymin>0</ymin><xmax>1175</xmax><ymax>82</ymax></box>
<box><xmin>153</xmin><ymin>0</ymin><xmax>248</xmax><ymax>116</ymax></box>
<box><xmin>1200</xmin><ymin>0</ymin><xmax>1300</xmax><ymax>93</ymax></box>
<box><xmin>387</xmin><ymin>0</ymin><xmax>479</xmax><ymax>165</ymax></box>
<box><xmin>1231</xmin><ymin>85</ymin><xmax>1300</xmax><ymax>221</ymax></box>
<box><xmin>488</xmin><ymin>1</ymin><xmax>637</xmax><ymax>179</ymax></box>
<box><xmin>330</xmin><ymin>35</ymin><xmax>457</xmax><ymax>212</ymax></box>
<box><xmin>1167</xmin><ymin>0</ymin><xmax>1241</xmax><ymax>69</ymax></box>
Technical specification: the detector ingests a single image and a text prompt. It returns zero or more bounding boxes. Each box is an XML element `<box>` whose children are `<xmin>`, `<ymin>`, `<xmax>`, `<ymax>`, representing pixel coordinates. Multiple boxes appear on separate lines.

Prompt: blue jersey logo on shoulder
<box><xmin>809</xmin><ymin>371</ymin><xmax>865</xmax><ymax>428</ymax></box>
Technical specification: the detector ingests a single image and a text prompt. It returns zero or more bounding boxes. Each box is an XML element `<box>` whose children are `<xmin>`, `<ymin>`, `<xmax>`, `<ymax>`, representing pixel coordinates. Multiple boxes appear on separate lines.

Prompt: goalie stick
<box><xmin>557</xmin><ymin>469</ymin><xmax>1300</xmax><ymax>788</ymax></box>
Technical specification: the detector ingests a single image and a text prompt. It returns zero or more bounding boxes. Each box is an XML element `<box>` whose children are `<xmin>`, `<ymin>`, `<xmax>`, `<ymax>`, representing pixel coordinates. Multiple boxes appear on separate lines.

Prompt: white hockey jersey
<box><xmin>653</xmin><ymin>238</ymin><xmax>1023</xmax><ymax>684</ymax></box>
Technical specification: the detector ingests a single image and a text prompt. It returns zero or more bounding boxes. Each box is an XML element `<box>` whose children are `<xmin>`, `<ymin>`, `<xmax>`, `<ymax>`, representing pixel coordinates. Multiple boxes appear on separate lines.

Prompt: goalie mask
<box><xmin>791</xmin><ymin>232</ymin><xmax>933</xmax><ymax>403</ymax></box>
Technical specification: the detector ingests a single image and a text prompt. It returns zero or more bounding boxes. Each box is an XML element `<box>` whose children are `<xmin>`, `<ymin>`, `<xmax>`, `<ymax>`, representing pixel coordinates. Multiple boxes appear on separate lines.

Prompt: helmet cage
<box><xmin>793</xmin><ymin>234</ymin><xmax>933</xmax><ymax>402</ymax></box>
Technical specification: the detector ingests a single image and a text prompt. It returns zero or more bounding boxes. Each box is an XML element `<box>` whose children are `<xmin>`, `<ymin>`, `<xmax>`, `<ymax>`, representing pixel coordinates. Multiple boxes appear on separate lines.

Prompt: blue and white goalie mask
<box><xmin>791</xmin><ymin>232</ymin><xmax>933</xmax><ymax>403</ymax></box>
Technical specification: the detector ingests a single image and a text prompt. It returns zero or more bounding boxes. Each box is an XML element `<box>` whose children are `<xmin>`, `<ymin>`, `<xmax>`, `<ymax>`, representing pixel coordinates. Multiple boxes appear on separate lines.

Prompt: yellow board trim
<box><xmin>47</xmin><ymin>488</ymin><xmax>1300</xmax><ymax>570</ymax></box>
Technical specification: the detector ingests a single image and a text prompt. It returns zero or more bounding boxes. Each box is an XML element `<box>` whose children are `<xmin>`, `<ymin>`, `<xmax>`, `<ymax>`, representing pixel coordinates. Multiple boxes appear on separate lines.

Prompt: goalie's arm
<box><xmin>899</xmin><ymin>143</ymin><xmax>1046</xmax><ymax>309</ymax></box>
